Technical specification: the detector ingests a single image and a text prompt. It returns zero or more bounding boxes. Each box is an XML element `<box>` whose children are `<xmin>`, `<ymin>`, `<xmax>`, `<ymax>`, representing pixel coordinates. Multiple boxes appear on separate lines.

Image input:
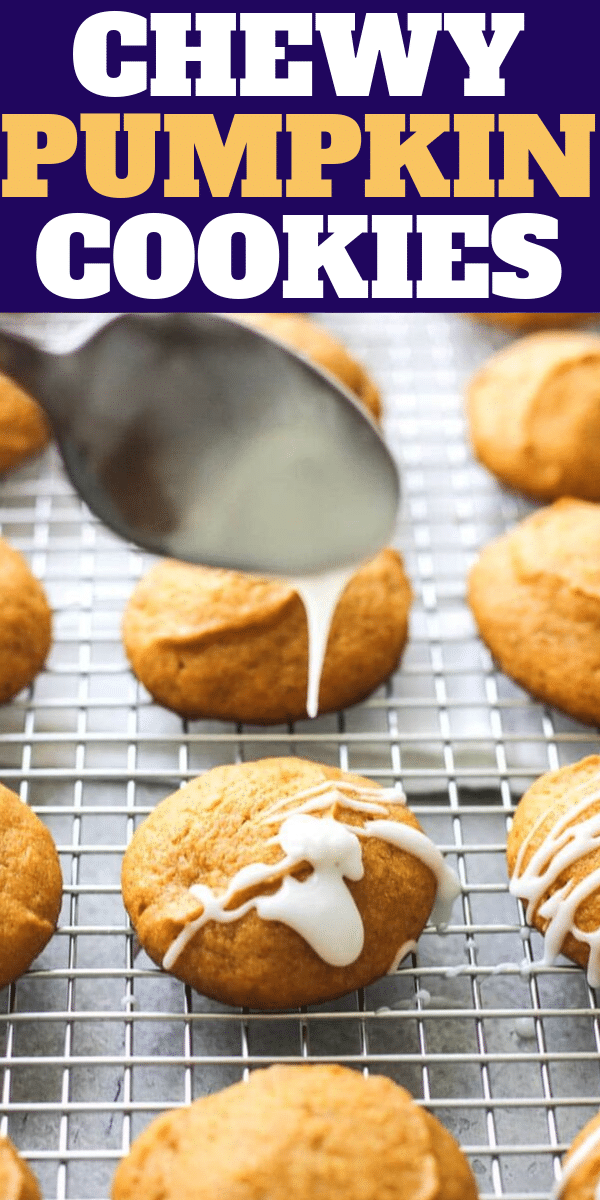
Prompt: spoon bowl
<box><xmin>0</xmin><ymin>313</ymin><xmax>399</xmax><ymax>576</ymax></box>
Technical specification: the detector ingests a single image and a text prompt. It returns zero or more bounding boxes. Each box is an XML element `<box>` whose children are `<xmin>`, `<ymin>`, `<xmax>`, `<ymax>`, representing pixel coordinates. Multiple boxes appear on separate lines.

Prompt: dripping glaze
<box><xmin>163</xmin><ymin>779</ymin><xmax>461</xmax><ymax>972</ymax></box>
<box><xmin>291</xmin><ymin>566</ymin><xmax>355</xmax><ymax>718</ymax></box>
<box><xmin>509</xmin><ymin>778</ymin><xmax>600</xmax><ymax>987</ymax></box>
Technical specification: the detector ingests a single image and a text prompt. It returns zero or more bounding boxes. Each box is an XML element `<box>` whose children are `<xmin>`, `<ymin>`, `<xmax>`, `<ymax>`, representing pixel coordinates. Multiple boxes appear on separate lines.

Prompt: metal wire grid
<box><xmin>0</xmin><ymin>312</ymin><xmax>599</xmax><ymax>1200</ymax></box>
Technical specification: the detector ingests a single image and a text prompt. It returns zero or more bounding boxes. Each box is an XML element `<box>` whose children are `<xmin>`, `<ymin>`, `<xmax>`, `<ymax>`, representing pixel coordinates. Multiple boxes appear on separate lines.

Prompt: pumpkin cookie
<box><xmin>508</xmin><ymin>756</ymin><xmax>600</xmax><ymax>985</ymax></box>
<box><xmin>0</xmin><ymin>374</ymin><xmax>50</xmax><ymax>472</ymax></box>
<box><xmin>466</xmin><ymin>313</ymin><xmax>595</xmax><ymax>334</ymax></box>
<box><xmin>112</xmin><ymin>1065</ymin><xmax>478</xmax><ymax>1200</ymax></box>
<box><xmin>0</xmin><ymin>1136</ymin><xmax>41</xmax><ymax>1200</ymax></box>
<box><xmin>231</xmin><ymin>313</ymin><xmax>382</xmax><ymax>421</ymax></box>
<box><xmin>0</xmin><ymin>537</ymin><xmax>51</xmax><ymax>703</ymax></box>
<box><xmin>122</xmin><ymin>549</ymin><xmax>411</xmax><ymax>723</ymax></box>
<box><xmin>0</xmin><ymin>783</ymin><xmax>62</xmax><ymax>989</ymax></box>
<box><xmin>121</xmin><ymin>757</ymin><xmax>459</xmax><ymax>1009</ymax></box>
<box><xmin>467</xmin><ymin>331</ymin><xmax>600</xmax><ymax>501</ymax></box>
<box><xmin>554</xmin><ymin>1110</ymin><xmax>600</xmax><ymax>1199</ymax></box>
<box><xmin>468</xmin><ymin>499</ymin><xmax>600</xmax><ymax>727</ymax></box>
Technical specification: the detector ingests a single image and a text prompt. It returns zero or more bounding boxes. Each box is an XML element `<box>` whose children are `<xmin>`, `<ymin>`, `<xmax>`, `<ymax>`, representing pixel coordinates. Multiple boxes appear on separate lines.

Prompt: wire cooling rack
<box><xmin>1</xmin><ymin>311</ymin><xmax>600</xmax><ymax>1200</ymax></box>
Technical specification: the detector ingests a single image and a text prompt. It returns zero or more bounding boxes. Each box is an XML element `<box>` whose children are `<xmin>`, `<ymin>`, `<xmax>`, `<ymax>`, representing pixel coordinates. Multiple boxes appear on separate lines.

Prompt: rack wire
<box><xmin>1</xmin><ymin>311</ymin><xmax>599</xmax><ymax>1200</ymax></box>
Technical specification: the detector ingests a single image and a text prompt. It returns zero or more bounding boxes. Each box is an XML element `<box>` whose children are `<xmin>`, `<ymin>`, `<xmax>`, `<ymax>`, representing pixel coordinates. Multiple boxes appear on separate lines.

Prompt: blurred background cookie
<box><xmin>554</xmin><ymin>1110</ymin><xmax>600</xmax><ymax>1199</ymax></box>
<box><xmin>0</xmin><ymin>1135</ymin><xmax>41</xmax><ymax>1200</ymax></box>
<box><xmin>469</xmin><ymin>499</ymin><xmax>600</xmax><ymax>726</ymax></box>
<box><xmin>508</xmin><ymin>756</ymin><xmax>600</xmax><ymax>985</ymax></box>
<box><xmin>121</xmin><ymin>757</ymin><xmax>459</xmax><ymax>1009</ymax></box>
<box><xmin>467</xmin><ymin>331</ymin><xmax>600</xmax><ymax>500</ymax></box>
<box><xmin>122</xmin><ymin>550</ymin><xmax>411</xmax><ymax>723</ymax></box>
<box><xmin>0</xmin><ymin>374</ymin><xmax>50</xmax><ymax>472</ymax></box>
<box><xmin>0</xmin><ymin>783</ymin><xmax>62</xmax><ymax>989</ymax></box>
<box><xmin>231</xmin><ymin>312</ymin><xmax>382</xmax><ymax>421</ymax></box>
<box><xmin>111</xmin><ymin>1065</ymin><xmax>478</xmax><ymax>1200</ymax></box>
<box><xmin>465</xmin><ymin>312</ymin><xmax>595</xmax><ymax>334</ymax></box>
<box><xmin>0</xmin><ymin>537</ymin><xmax>51</xmax><ymax>703</ymax></box>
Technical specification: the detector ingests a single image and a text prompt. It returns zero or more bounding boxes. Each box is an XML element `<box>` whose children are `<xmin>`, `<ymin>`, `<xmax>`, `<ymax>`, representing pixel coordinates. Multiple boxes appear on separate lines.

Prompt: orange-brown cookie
<box><xmin>554</xmin><ymin>1110</ymin><xmax>600</xmax><ymax>1199</ymax></box>
<box><xmin>122</xmin><ymin>549</ymin><xmax>411</xmax><ymax>723</ymax></box>
<box><xmin>508</xmin><ymin>756</ymin><xmax>600</xmax><ymax>984</ymax></box>
<box><xmin>467</xmin><ymin>331</ymin><xmax>600</xmax><ymax>501</ymax></box>
<box><xmin>111</xmin><ymin>1065</ymin><xmax>478</xmax><ymax>1200</ymax></box>
<box><xmin>230</xmin><ymin>313</ymin><xmax>382</xmax><ymax>421</ymax></box>
<box><xmin>0</xmin><ymin>374</ymin><xmax>50</xmax><ymax>472</ymax></box>
<box><xmin>121</xmin><ymin>757</ymin><xmax>458</xmax><ymax>1009</ymax></box>
<box><xmin>0</xmin><ymin>783</ymin><xmax>62</xmax><ymax>989</ymax></box>
<box><xmin>466</xmin><ymin>312</ymin><xmax>595</xmax><ymax>333</ymax></box>
<box><xmin>0</xmin><ymin>1136</ymin><xmax>42</xmax><ymax>1200</ymax></box>
<box><xmin>0</xmin><ymin>538</ymin><xmax>51</xmax><ymax>704</ymax></box>
<box><xmin>468</xmin><ymin>499</ymin><xmax>600</xmax><ymax>727</ymax></box>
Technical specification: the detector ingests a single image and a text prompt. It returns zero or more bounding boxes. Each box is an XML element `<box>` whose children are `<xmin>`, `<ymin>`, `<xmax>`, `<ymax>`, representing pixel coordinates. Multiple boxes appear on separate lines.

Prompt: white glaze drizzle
<box><xmin>162</xmin><ymin>781</ymin><xmax>461</xmax><ymax>972</ymax></box>
<box><xmin>387</xmin><ymin>940</ymin><xmax>418</xmax><ymax>973</ymax></box>
<box><xmin>550</xmin><ymin>1120</ymin><xmax>600</xmax><ymax>1198</ymax></box>
<box><xmin>259</xmin><ymin>779</ymin><xmax>406</xmax><ymax>824</ymax></box>
<box><xmin>291</xmin><ymin>566</ymin><xmax>355</xmax><ymax>718</ymax></box>
<box><xmin>509</xmin><ymin>782</ymin><xmax>600</xmax><ymax>986</ymax></box>
<box><xmin>163</xmin><ymin>814</ymin><xmax>364</xmax><ymax>970</ymax></box>
<box><xmin>359</xmin><ymin>819</ymin><xmax>460</xmax><ymax>928</ymax></box>
<box><xmin>514</xmin><ymin>1016</ymin><xmax>536</xmax><ymax>1040</ymax></box>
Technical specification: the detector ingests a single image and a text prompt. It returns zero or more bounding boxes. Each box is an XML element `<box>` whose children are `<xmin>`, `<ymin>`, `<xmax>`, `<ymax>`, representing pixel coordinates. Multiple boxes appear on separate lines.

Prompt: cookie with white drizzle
<box><xmin>121</xmin><ymin>758</ymin><xmax>460</xmax><ymax>1009</ymax></box>
<box><xmin>508</xmin><ymin>756</ymin><xmax>600</xmax><ymax>986</ymax></box>
<box><xmin>551</xmin><ymin>1110</ymin><xmax>600</xmax><ymax>1199</ymax></box>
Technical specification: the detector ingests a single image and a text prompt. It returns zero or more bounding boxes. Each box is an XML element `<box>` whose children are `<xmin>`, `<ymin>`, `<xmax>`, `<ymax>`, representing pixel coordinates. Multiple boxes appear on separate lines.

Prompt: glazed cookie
<box><xmin>112</xmin><ymin>1065</ymin><xmax>478</xmax><ymax>1200</ymax></box>
<box><xmin>0</xmin><ymin>373</ymin><xmax>50</xmax><ymax>472</ymax></box>
<box><xmin>121</xmin><ymin>757</ymin><xmax>459</xmax><ymax>1009</ymax></box>
<box><xmin>467</xmin><ymin>331</ymin><xmax>600</xmax><ymax>501</ymax></box>
<box><xmin>231</xmin><ymin>312</ymin><xmax>382</xmax><ymax>421</ymax></box>
<box><xmin>553</xmin><ymin>1111</ymin><xmax>600</xmax><ymax>1199</ymax></box>
<box><xmin>0</xmin><ymin>1136</ymin><xmax>42</xmax><ymax>1200</ymax></box>
<box><xmin>122</xmin><ymin>548</ymin><xmax>411</xmax><ymax>724</ymax></box>
<box><xmin>0</xmin><ymin>537</ymin><xmax>52</xmax><ymax>703</ymax></box>
<box><xmin>468</xmin><ymin>499</ymin><xmax>600</xmax><ymax>727</ymax></box>
<box><xmin>0</xmin><ymin>783</ymin><xmax>62</xmax><ymax>989</ymax></box>
<box><xmin>466</xmin><ymin>312</ymin><xmax>595</xmax><ymax>333</ymax></box>
<box><xmin>508</xmin><ymin>756</ymin><xmax>600</xmax><ymax>986</ymax></box>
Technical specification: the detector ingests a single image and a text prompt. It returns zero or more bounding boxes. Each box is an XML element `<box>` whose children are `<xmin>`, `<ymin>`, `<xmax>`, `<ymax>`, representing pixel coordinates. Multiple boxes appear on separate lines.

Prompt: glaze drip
<box><xmin>163</xmin><ymin>780</ymin><xmax>461</xmax><ymax>972</ymax></box>
<box><xmin>387</xmin><ymin>940</ymin><xmax>418</xmax><ymax>974</ymax></box>
<box><xmin>509</xmin><ymin>781</ymin><xmax>600</xmax><ymax>987</ymax></box>
<box><xmin>292</xmin><ymin>567</ymin><xmax>355</xmax><ymax>718</ymax></box>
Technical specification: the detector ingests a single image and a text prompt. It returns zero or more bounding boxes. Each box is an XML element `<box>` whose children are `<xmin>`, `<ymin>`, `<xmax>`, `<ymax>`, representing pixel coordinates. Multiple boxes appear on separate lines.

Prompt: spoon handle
<box><xmin>0</xmin><ymin>313</ymin><xmax>120</xmax><ymax>421</ymax></box>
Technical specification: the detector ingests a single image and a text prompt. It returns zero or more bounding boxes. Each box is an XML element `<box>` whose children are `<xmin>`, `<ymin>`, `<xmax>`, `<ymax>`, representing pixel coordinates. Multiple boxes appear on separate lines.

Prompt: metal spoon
<box><xmin>0</xmin><ymin>312</ymin><xmax>399</xmax><ymax>576</ymax></box>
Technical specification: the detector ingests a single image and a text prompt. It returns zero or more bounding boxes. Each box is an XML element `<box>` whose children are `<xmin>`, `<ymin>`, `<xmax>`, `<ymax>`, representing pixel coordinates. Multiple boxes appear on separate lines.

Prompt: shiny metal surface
<box><xmin>0</xmin><ymin>313</ymin><xmax>399</xmax><ymax>575</ymax></box>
